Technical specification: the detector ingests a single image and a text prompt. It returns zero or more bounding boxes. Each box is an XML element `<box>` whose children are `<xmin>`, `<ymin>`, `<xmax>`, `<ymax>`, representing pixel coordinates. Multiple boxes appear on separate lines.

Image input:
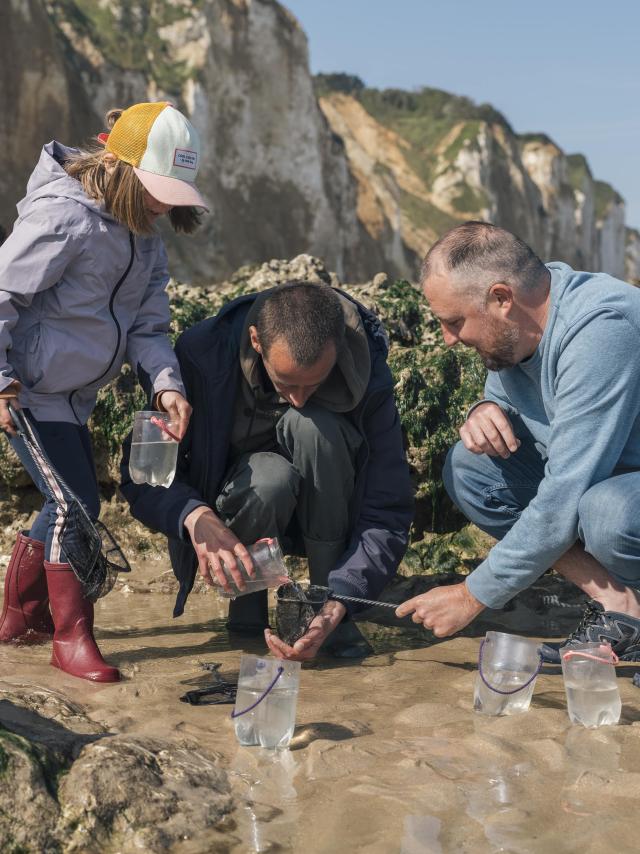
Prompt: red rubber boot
<box><xmin>0</xmin><ymin>532</ymin><xmax>54</xmax><ymax>642</ymax></box>
<box><xmin>44</xmin><ymin>561</ymin><xmax>120</xmax><ymax>683</ymax></box>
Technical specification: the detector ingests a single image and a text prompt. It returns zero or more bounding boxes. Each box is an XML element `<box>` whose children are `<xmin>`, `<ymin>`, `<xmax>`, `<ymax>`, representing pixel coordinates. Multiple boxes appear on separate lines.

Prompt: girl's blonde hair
<box><xmin>65</xmin><ymin>109</ymin><xmax>202</xmax><ymax>236</ymax></box>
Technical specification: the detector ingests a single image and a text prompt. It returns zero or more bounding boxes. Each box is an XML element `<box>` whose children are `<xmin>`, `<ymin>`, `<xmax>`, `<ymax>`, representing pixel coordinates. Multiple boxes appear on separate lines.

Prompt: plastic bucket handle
<box><xmin>478</xmin><ymin>638</ymin><xmax>543</xmax><ymax>696</ymax></box>
<box><xmin>230</xmin><ymin>665</ymin><xmax>284</xmax><ymax>718</ymax></box>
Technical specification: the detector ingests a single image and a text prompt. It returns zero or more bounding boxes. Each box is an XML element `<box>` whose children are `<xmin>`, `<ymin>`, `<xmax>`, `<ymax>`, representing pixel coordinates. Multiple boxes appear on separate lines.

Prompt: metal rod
<box><xmin>329</xmin><ymin>592</ymin><xmax>399</xmax><ymax>610</ymax></box>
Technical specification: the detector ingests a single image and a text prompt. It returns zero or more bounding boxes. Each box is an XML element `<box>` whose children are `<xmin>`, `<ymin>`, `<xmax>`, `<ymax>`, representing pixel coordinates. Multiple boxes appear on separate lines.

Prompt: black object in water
<box><xmin>275</xmin><ymin>582</ymin><xmax>329</xmax><ymax>645</ymax></box>
<box><xmin>180</xmin><ymin>662</ymin><xmax>238</xmax><ymax>706</ymax></box>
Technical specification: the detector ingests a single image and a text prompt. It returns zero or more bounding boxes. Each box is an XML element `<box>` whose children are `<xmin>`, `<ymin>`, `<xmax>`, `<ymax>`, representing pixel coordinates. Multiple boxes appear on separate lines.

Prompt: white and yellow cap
<box><xmin>104</xmin><ymin>101</ymin><xmax>208</xmax><ymax>209</ymax></box>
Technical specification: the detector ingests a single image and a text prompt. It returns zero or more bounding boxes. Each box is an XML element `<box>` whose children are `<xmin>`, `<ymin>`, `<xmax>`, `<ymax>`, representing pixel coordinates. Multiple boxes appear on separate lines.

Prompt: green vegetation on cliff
<box><xmin>315</xmin><ymin>77</ymin><xmax>511</xmax><ymax>235</ymax></box>
<box><xmin>594</xmin><ymin>180</ymin><xmax>624</xmax><ymax>221</ymax></box>
<box><xmin>566</xmin><ymin>154</ymin><xmax>592</xmax><ymax>192</ymax></box>
<box><xmin>46</xmin><ymin>0</ymin><xmax>204</xmax><ymax>93</ymax></box>
<box><xmin>399</xmin><ymin>190</ymin><xmax>457</xmax><ymax>235</ymax></box>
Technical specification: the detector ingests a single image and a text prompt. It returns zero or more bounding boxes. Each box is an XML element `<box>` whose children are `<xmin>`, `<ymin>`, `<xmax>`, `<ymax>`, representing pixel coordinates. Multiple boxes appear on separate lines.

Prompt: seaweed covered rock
<box><xmin>0</xmin><ymin>255</ymin><xmax>485</xmax><ymax>545</ymax></box>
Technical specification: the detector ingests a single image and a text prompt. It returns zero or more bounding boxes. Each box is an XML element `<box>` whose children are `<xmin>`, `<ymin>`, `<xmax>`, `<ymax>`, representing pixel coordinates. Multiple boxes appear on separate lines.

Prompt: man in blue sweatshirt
<box><xmin>397</xmin><ymin>221</ymin><xmax>640</xmax><ymax>662</ymax></box>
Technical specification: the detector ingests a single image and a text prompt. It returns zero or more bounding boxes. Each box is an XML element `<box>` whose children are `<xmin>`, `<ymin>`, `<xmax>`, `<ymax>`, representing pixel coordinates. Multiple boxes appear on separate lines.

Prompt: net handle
<box><xmin>9</xmin><ymin>407</ymin><xmax>73</xmax><ymax>509</ymax></box>
<box><xmin>230</xmin><ymin>666</ymin><xmax>284</xmax><ymax>718</ymax></box>
<box><xmin>478</xmin><ymin>638</ymin><xmax>543</xmax><ymax>696</ymax></box>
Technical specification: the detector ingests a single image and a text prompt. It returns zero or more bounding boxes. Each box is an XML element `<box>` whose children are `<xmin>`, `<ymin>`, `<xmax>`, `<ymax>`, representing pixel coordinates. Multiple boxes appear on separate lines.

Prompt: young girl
<box><xmin>0</xmin><ymin>102</ymin><xmax>206</xmax><ymax>683</ymax></box>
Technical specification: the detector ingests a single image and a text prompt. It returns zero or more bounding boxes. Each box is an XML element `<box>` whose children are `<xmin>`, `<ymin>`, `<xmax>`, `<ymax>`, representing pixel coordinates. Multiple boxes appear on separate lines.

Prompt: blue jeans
<box><xmin>444</xmin><ymin>419</ymin><xmax>640</xmax><ymax>591</ymax></box>
<box><xmin>9</xmin><ymin>413</ymin><xmax>100</xmax><ymax>562</ymax></box>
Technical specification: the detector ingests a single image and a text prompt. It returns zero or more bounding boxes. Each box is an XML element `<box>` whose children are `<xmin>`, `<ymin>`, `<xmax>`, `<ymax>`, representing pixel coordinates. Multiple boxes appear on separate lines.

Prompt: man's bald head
<box><xmin>421</xmin><ymin>221</ymin><xmax>548</xmax><ymax>305</ymax></box>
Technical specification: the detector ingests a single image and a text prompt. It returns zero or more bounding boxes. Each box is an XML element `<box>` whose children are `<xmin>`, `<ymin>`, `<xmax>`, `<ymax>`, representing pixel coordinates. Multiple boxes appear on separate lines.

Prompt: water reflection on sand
<box><xmin>0</xmin><ymin>557</ymin><xmax>639</xmax><ymax>852</ymax></box>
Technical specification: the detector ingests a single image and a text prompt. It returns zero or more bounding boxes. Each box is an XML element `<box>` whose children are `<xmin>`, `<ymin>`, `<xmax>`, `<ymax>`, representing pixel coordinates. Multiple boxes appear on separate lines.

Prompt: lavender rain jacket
<box><xmin>0</xmin><ymin>142</ymin><xmax>185</xmax><ymax>424</ymax></box>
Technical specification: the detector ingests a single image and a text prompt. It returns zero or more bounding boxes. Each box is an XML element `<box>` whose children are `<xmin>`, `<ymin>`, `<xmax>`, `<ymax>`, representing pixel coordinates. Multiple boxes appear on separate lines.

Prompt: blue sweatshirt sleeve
<box><xmin>466</xmin><ymin>309</ymin><xmax>640</xmax><ymax>607</ymax></box>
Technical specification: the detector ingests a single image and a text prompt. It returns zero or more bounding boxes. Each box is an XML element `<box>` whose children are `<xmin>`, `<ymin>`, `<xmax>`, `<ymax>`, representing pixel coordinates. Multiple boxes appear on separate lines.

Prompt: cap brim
<box><xmin>134</xmin><ymin>167</ymin><xmax>209</xmax><ymax>211</ymax></box>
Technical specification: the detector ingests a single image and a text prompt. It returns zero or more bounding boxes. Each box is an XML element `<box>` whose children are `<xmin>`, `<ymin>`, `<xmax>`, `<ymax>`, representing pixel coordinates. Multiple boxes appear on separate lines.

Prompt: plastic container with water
<box><xmin>561</xmin><ymin>642</ymin><xmax>621</xmax><ymax>728</ymax></box>
<box><xmin>128</xmin><ymin>411</ymin><xmax>179</xmax><ymax>488</ymax></box>
<box><xmin>232</xmin><ymin>655</ymin><xmax>301</xmax><ymax>749</ymax></box>
<box><xmin>215</xmin><ymin>537</ymin><xmax>290</xmax><ymax>598</ymax></box>
<box><xmin>473</xmin><ymin>631</ymin><xmax>542</xmax><ymax>716</ymax></box>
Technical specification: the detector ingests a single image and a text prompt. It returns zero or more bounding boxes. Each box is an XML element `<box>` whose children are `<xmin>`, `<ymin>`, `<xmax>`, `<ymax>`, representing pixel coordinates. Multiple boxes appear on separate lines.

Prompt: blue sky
<box><xmin>285</xmin><ymin>0</ymin><xmax>640</xmax><ymax>228</ymax></box>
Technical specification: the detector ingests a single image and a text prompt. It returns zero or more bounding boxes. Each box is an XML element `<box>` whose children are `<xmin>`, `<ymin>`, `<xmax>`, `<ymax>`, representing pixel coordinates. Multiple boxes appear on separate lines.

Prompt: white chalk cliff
<box><xmin>0</xmin><ymin>2</ymin><xmax>637</xmax><ymax>282</ymax></box>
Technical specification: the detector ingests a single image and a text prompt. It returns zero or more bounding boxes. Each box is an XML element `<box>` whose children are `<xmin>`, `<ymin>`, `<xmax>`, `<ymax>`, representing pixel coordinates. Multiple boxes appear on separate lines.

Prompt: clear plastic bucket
<box><xmin>473</xmin><ymin>631</ymin><xmax>542</xmax><ymax>716</ymax></box>
<box><xmin>128</xmin><ymin>411</ymin><xmax>179</xmax><ymax>488</ymax></box>
<box><xmin>215</xmin><ymin>537</ymin><xmax>290</xmax><ymax>598</ymax></box>
<box><xmin>561</xmin><ymin>642</ymin><xmax>621</xmax><ymax>728</ymax></box>
<box><xmin>231</xmin><ymin>655</ymin><xmax>301</xmax><ymax>749</ymax></box>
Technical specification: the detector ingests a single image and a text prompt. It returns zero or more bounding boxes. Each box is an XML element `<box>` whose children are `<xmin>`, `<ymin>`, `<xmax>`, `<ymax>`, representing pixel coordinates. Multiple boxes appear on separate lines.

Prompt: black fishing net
<box><xmin>58</xmin><ymin>506</ymin><xmax>129</xmax><ymax>602</ymax></box>
<box><xmin>275</xmin><ymin>582</ymin><xmax>330</xmax><ymax>645</ymax></box>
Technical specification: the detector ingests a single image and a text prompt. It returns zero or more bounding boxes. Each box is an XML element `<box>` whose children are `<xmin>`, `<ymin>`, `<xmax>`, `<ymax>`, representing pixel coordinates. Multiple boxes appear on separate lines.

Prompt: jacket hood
<box><xmin>17</xmin><ymin>141</ymin><xmax>115</xmax><ymax>223</ymax></box>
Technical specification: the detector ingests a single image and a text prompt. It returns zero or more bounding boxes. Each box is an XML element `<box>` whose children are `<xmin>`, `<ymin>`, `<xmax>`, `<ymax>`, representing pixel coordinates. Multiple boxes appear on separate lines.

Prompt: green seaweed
<box><xmin>0</xmin><ymin>275</ymin><xmax>488</xmax><ymax>564</ymax></box>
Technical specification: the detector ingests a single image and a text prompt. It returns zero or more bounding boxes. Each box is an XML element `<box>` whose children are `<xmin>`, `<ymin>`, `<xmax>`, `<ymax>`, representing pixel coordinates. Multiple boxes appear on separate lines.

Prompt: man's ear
<box><xmin>249</xmin><ymin>325</ymin><xmax>262</xmax><ymax>355</ymax></box>
<box><xmin>488</xmin><ymin>282</ymin><xmax>514</xmax><ymax>313</ymax></box>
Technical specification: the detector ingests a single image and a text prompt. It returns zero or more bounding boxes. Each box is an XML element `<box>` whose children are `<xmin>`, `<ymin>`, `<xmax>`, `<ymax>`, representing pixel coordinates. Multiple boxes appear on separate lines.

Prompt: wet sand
<box><xmin>1</xmin><ymin>556</ymin><xmax>639</xmax><ymax>853</ymax></box>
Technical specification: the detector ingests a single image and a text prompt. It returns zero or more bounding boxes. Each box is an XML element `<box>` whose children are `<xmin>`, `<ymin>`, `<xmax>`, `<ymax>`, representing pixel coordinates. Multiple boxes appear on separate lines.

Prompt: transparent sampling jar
<box><xmin>232</xmin><ymin>654</ymin><xmax>301</xmax><ymax>749</ymax></box>
<box><xmin>474</xmin><ymin>631</ymin><xmax>542</xmax><ymax>716</ymax></box>
<box><xmin>561</xmin><ymin>642</ymin><xmax>621</xmax><ymax>728</ymax></box>
<box><xmin>128</xmin><ymin>411</ymin><xmax>179</xmax><ymax>488</ymax></box>
<box><xmin>215</xmin><ymin>537</ymin><xmax>290</xmax><ymax>598</ymax></box>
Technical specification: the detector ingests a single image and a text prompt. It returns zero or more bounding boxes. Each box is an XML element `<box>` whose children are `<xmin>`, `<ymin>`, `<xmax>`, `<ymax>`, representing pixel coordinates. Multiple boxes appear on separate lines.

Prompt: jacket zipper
<box><xmin>68</xmin><ymin>232</ymin><xmax>136</xmax><ymax>422</ymax></box>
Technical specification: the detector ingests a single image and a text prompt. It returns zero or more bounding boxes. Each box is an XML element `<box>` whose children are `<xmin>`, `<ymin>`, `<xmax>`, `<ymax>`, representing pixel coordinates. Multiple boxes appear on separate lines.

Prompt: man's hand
<box><xmin>395</xmin><ymin>582</ymin><xmax>485</xmax><ymax>637</ymax></box>
<box><xmin>264</xmin><ymin>600</ymin><xmax>347</xmax><ymax>661</ymax></box>
<box><xmin>0</xmin><ymin>384</ymin><xmax>21</xmax><ymax>436</ymax></box>
<box><xmin>156</xmin><ymin>390</ymin><xmax>192</xmax><ymax>441</ymax></box>
<box><xmin>460</xmin><ymin>402</ymin><xmax>520</xmax><ymax>459</ymax></box>
<box><xmin>183</xmin><ymin>506</ymin><xmax>254</xmax><ymax>593</ymax></box>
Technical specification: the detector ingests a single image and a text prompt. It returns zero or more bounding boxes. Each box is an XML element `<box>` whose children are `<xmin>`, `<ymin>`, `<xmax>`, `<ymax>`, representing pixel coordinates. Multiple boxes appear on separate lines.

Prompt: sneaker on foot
<box><xmin>541</xmin><ymin>600</ymin><xmax>640</xmax><ymax>664</ymax></box>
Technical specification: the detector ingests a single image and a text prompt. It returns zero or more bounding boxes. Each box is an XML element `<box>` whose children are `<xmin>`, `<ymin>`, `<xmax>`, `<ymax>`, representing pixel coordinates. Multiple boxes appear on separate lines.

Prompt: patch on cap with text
<box><xmin>173</xmin><ymin>148</ymin><xmax>198</xmax><ymax>170</ymax></box>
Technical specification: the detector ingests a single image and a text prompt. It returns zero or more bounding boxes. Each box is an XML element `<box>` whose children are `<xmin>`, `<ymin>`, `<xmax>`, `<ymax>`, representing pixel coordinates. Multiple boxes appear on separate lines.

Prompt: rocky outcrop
<box><xmin>1</xmin><ymin>0</ymin><xmax>383</xmax><ymax>283</ymax></box>
<box><xmin>2</xmin><ymin>3</ymin><xmax>636</xmax><ymax>284</ymax></box>
<box><xmin>0</xmin><ymin>0</ymin><xmax>98</xmax><ymax>237</ymax></box>
<box><xmin>0</xmin><ymin>256</ymin><xmax>484</xmax><ymax>537</ymax></box>
<box><xmin>317</xmin><ymin>80</ymin><xmax>637</xmax><ymax>280</ymax></box>
<box><xmin>0</xmin><ymin>686</ymin><xmax>232</xmax><ymax>852</ymax></box>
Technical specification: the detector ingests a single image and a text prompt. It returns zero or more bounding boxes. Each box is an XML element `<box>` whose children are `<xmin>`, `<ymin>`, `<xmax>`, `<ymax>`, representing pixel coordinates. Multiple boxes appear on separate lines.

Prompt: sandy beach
<box><xmin>1</xmin><ymin>550</ymin><xmax>639</xmax><ymax>853</ymax></box>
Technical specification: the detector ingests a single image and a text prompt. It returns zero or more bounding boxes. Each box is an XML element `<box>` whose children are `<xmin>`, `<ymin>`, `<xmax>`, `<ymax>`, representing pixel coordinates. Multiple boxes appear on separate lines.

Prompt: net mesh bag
<box><xmin>275</xmin><ymin>582</ymin><xmax>329</xmax><ymax>645</ymax></box>
<box><xmin>58</xmin><ymin>506</ymin><xmax>129</xmax><ymax>602</ymax></box>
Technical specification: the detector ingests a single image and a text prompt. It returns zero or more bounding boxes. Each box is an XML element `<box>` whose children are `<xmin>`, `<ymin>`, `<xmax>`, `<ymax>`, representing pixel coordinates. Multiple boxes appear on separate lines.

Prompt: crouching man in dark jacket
<box><xmin>120</xmin><ymin>281</ymin><xmax>413</xmax><ymax>660</ymax></box>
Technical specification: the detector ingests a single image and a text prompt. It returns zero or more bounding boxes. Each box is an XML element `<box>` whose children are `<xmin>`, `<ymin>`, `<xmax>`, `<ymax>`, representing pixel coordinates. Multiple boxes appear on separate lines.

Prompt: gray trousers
<box><xmin>216</xmin><ymin>403</ymin><xmax>362</xmax><ymax>630</ymax></box>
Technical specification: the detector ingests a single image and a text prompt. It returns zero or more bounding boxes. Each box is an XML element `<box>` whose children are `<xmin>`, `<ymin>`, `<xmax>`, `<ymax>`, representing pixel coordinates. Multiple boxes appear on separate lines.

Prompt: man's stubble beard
<box><xmin>479</xmin><ymin>322</ymin><xmax>521</xmax><ymax>371</ymax></box>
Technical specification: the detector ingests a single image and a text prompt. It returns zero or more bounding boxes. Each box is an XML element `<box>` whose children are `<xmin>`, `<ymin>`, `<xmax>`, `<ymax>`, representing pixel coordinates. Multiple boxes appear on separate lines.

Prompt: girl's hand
<box><xmin>0</xmin><ymin>383</ymin><xmax>22</xmax><ymax>436</ymax></box>
<box><xmin>156</xmin><ymin>390</ymin><xmax>192</xmax><ymax>441</ymax></box>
